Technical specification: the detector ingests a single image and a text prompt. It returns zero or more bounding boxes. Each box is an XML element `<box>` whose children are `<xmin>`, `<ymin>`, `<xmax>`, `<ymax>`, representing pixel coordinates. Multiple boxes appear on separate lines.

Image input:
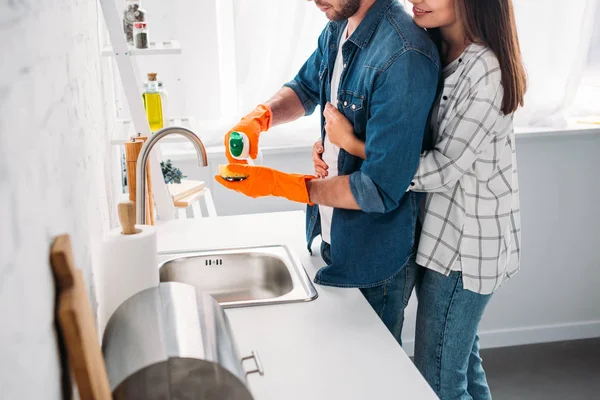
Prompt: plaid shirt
<box><xmin>410</xmin><ymin>44</ymin><xmax>521</xmax><ymax>294</ymax></box>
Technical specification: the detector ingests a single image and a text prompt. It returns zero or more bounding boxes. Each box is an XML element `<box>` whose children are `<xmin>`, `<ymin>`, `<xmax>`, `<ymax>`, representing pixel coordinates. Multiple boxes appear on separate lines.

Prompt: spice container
<box><xmin>123</xmin><ymin>0</ymin><xmax>146</xmax><ymax>45</ymax></box>
<box><xmin>133</xmin><ymin>22</ymin><xmax>148</xmax><ymax>49</ymax></box>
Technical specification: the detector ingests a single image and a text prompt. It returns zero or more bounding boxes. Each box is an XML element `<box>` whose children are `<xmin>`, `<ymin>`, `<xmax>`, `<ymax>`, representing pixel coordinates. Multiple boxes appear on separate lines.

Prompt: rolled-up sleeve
<box><xmin>349</xmin><ymin>50</ymin><xmax>439</xmax><ymax>213</ymax></box>
<box><xmin>350</xmin><ymin>171</ymin><xmax>385</xmax><ymax>212</ymax></box>
<box><xmin>283</xmin><ymin>26</ymin><xmax>328</xmax><ymax>116</ymax></box>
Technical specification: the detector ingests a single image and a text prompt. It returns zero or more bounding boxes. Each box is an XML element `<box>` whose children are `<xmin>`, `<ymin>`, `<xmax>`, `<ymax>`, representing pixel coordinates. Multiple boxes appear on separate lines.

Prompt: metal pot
<box><xmin>102</xmin><ymin>282</ymin><xmax>261</xmax><ymax>400</ymax></box>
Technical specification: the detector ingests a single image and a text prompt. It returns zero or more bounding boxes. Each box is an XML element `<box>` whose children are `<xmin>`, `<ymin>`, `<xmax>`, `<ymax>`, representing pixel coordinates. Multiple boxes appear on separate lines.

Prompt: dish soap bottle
<box><xmin>229</xmin><ymin>131</ymin><xmax>263</xmax><ymax>165</ymax></box>
<box><xmin>142</xmin><ymin>72</ymin><xmax>163</xmax><ymax>132</ymax></box>
<box><xmin>228</xmin><ymin>132</ymin><xmax>250</xmax><ymax>160</ymax></box>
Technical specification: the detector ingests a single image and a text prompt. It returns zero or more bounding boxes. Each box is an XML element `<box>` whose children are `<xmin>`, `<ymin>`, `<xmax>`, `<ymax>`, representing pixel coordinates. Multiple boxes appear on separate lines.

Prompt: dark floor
<box><xmin>481</xmin><ymin>338</ymin><xmax>600</xmax><ymax>400</ymax></box>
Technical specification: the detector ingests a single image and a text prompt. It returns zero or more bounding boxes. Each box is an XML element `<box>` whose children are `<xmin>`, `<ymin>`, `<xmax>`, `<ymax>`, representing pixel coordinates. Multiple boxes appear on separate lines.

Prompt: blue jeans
<box><xmin>320</xmin><ymin>241</ymin><xmax>417</xmax><ymax>346</ymax></box>
<box><xmin>414</xmin><ymin>264</ymin><xmax>493</xmax><ymax>400</ymax></box>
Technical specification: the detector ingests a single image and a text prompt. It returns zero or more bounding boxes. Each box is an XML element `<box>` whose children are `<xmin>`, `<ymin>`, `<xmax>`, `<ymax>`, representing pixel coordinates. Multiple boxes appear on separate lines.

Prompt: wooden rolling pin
<box><xmin>124</xmin><ymin>136</ymin><xmax>155</xmax><ymax>225</ymax></box>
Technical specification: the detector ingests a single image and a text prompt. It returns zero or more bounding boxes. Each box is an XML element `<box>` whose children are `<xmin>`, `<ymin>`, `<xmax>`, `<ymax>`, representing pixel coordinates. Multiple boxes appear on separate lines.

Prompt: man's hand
<box><xmin>224</xmin><ymin>104</ymin><xmax>272</xmax><ymax>163</ymax></box>
<box><xmin>215</xmin><ymin>164</ymin><xmax>315</xmax><ymax>204</ymax></box>
<box><xmin>312</xmin><ymin>139</ymin><xmax>329</xmax><ymax>178</ymax></box>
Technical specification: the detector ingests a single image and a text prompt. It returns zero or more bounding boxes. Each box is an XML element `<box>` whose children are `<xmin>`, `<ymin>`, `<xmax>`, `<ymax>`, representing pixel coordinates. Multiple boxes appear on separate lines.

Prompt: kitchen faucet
<box><xmin>136</xmin><ymin>127</ymin><xmax>208</xmax><ymax>224</ymax></box>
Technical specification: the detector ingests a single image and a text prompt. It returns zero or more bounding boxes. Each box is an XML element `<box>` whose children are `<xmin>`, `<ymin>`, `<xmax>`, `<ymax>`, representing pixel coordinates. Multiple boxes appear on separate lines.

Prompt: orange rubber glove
<box><xmin>224</xmin><ymin>104</ymin><xmax>273</xmax><ymax>163</ymax></box>
<box><xmin>215</xmin><ymin>164</ymin><xmax>315</xmax><ymax>205</ymax></box>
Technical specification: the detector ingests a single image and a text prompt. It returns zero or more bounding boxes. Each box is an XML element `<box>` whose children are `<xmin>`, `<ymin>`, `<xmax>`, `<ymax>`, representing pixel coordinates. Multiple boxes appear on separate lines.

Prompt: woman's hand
<box><xmin>323</xmin><ymin>102</ymin><xmax>366</xmax><ymax>159</ymax></box>
<box><xmin>323</xmin><ymin>102</ymin><xmax>356</xmax><ymax>149</ymax></box>
<box><xmin>312</xmin><ymin>140</ymin><xmax>329</xmax><ymax>178</ymax></box>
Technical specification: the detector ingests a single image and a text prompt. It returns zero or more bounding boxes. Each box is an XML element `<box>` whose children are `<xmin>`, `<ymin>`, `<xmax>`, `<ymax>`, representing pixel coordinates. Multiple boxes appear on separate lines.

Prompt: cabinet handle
<box><xmin>242</xmin><ymin>349</ymin><xmax>264</xmax><ymax>376</ymax></box>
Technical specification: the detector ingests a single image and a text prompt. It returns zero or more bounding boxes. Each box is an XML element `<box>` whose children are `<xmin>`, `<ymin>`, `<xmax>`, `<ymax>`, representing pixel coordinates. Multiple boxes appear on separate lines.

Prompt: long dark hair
<box><xmin>457</xmin><ymin>0</ymin><xmax>527</xmax><ymax>114</ymax></box>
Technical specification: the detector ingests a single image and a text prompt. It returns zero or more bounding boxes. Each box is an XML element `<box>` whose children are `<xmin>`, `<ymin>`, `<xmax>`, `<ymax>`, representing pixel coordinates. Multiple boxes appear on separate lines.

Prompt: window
<box><xmin>513</xmin><ymin>0</ymin><xmax>600</xmax><ymax>127</ymax></box>
<box><xmin>226</xmin><ymin>0</ymin><xmax>600</xmax><ymax>136</ymax></box>
<box><xmin>566</xmin><ymin>2</ymin><xmax>600</xmax><ymax>122</ymax></box>
<box><xmin>127</xmin><ymin>0</ymin><xmax>599</xmax><ymax>151</ymax></box>
<box><xmin>230</xmin><ymin>0</ymin><xmax>327</xmax><ymax>148</ymax></box>
<box><xmin>405</xmin><ymin>0</ymin><xmax>600</xmax><ymax>128</ymax></box>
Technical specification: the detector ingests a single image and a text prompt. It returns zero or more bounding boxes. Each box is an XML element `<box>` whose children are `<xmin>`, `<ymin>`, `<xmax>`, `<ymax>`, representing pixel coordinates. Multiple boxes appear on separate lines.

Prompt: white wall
<box><xmin>476</xmin><ymin>133</ymin><xmax>600</xmax><ymax>347</ymax></box>
<box><xmin>0</xmin><ymin>1</ymin><xmax>115</xmax><ymax>398</ymax></box>
<box><xmin>165</xmin><ymin>131</ymin><xmax>600</xmax><ymax>353</ymax></box>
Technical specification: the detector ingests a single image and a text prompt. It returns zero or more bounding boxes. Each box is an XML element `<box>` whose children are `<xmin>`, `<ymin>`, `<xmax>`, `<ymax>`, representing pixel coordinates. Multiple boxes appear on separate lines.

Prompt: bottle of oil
<box><xmin>142</xmin><ymin>72</ymin><xmax>163</xmax><ymax>132</ymax></box>
<box><xmin>158</xmin><ymin>80</ymin><xmax>169</xmax><ymax>127</ymax></box>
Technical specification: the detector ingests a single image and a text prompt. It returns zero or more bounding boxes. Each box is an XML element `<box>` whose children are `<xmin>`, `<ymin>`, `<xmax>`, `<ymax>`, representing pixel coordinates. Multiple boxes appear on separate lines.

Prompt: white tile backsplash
<box><xmin>0</xmin><ymin>0</ymin><xmax>116</xmax><ymax>397</ymax></box>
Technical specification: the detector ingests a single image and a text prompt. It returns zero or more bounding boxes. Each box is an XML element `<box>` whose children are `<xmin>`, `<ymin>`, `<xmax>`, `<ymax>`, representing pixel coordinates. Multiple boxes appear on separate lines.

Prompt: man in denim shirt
<box><xmin>217</xmin><ymin>0</ymin><xmax>439</xmax><ymax>345</ymax></box>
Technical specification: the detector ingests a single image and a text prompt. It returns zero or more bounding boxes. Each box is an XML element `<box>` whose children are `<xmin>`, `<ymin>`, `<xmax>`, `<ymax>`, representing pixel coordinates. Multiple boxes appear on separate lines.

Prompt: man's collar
<box><xmin>328</xmin><ymin>0</ymin><xmax>396</xmax><ymax>49</ymax></box>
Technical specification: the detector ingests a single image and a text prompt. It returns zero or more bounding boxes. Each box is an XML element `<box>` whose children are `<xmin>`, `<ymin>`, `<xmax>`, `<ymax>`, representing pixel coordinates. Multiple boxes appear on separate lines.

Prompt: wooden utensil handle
<box><xmin>118</xmin><ymin>201</ymin><xmax>137</xmax><ymax>235</ymax></box>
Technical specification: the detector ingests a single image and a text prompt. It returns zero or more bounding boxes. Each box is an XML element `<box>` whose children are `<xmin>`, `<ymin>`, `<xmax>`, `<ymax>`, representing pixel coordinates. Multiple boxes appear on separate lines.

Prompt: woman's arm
<box><xmin>323</xmin><ymin>102</ymin><xmax>366</xmax><ymax>160</ymax></box>
<box><xmin>344</xmin><ymin>137</ymin><xmax>366</xmax><ymax>160</ymax></box>
<box><xmin>411</xmin><ymin>81</ymin><xmax>504</xmax><ymax>193</ymax></box>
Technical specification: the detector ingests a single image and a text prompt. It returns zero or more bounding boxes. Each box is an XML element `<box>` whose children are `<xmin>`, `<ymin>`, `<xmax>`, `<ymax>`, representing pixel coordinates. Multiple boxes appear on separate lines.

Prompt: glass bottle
<box><xmin>158</xmin><ymin>81</ymin><xmax>170</xmax><ymax>127</ymax></box>
<box><xmin>142</xmin><ymin>73</ymin><xmax>164</xmax><ymax>132</ymax></box>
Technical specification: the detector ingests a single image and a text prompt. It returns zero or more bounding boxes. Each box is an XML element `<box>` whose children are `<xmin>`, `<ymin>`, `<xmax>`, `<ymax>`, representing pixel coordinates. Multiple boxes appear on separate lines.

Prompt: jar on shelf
<box><xmin>133</xmin><ymin>22</ymin><xmax>148</xmax><ymax>49</ymax></box>
<box><xmin>123</xmin><ymin>0</ymin><xmax>146</xmax><ymax>45</ymax></box>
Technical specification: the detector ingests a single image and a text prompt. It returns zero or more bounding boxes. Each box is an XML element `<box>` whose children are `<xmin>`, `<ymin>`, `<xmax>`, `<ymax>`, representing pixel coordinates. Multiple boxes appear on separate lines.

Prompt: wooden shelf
<box><xmin>111</xmin><ymin>116</ymin><xmax>196</xmax><ymax>145</ymax></box>
<box><xmin>102</xmin><ymin>40</ymin><xmax>182</xmax><ymax>56</ymax></box>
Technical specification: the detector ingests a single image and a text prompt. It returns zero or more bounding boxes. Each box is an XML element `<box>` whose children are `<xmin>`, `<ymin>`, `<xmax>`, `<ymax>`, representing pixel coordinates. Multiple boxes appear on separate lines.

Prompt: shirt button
<box><xmin>443</xmin><ymin>95</ymin><xmax>448</xmax><ymax>101</ymax></box>
<box><xmin>458</xmin><ymin>58</ymin><xmax>463</xmax><ymax>63</ymax></box>
<box><xmin>343</xmin><ymin>63</ymin><xmax>347</xmax><ymax>69</ymax></box>
<box><xmin>351</xmin><ymin>104</ymin><xmax>356</xmax><ymax>110</ymax></box>
<box><xmin>410</xmin><ymin>182</ymin><xmax>415</xmax><ymax>186</ymax></box>
<box><xmin>343</xmin><ymin>101</ymin><xmax>348</xmax><ymax>107</ymax></box>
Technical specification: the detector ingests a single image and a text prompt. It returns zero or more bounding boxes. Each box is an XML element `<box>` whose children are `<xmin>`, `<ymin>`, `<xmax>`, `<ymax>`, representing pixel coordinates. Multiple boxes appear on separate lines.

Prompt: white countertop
<box><xmin>156</xmin><ymin>211</ymin><xmax>437</xmax><ymax>400</ymax></box>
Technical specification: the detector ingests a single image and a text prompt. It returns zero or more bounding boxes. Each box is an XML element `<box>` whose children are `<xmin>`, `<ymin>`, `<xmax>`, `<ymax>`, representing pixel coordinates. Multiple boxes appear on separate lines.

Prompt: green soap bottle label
<box><xmin>229</xmin><ymin>131</ymin><xmax>244</xmax><ymax>158</ymax></box>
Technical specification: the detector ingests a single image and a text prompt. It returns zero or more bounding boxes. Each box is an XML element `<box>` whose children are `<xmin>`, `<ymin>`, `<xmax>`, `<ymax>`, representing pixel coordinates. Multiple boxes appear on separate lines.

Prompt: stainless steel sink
<box><xmin>157</xmin><ymin>245</ymin><xmax>318</xmax><ymax>308</ymax></box>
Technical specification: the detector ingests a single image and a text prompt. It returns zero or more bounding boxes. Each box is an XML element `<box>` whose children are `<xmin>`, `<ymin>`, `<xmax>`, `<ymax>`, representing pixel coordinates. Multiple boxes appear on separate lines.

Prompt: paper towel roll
<box><xmin>96</xmin><ymin>224</ymin><xmax>159</xmax><ymax>336</ymax></box>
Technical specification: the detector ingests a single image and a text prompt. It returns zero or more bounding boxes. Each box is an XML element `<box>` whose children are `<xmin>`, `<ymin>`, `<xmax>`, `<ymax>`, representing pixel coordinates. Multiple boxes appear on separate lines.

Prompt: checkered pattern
<box><xmin>411</xmin><ymin>44</ymin><xmax>521</xmax><ymax>294</ymax></box>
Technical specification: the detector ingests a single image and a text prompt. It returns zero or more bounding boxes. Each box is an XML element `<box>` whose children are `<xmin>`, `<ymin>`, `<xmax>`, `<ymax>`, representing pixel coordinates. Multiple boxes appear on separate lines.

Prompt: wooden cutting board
<box><xmin>168</xmin><ymin>179</ymin><xmax>205</xmax><ymax>202</ymax></box>
<box><xmin>173</xmin><ymin>189</ymin><xmax>208</xmax><ymax>208</ymax></box>
<box><xmin>50</xmin><ymin>234</ymin><xmax>112</xmax><ymax>400</ymax></box>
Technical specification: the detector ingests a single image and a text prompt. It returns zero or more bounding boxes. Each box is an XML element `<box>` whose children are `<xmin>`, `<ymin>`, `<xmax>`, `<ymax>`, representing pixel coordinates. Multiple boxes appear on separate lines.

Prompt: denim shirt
<box><xmin>284</xmin><ymin>0</ymin><xmax>440</xmax><ymax>288</ymax></box>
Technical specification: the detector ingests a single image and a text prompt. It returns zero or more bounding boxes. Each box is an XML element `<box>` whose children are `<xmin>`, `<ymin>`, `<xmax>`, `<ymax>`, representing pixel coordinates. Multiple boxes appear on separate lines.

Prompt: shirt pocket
<box><xmin>338</xmin><ymin>90</ymin><xmax>367</xmax><ymax>137</ymax></box>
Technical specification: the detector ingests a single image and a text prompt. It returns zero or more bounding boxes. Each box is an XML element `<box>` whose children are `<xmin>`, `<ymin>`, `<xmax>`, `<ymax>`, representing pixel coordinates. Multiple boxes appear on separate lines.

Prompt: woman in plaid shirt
<box><xmin>315</xmin><ymin>0</ymin><xmax>526</xmax><ymax>398</ymax></box>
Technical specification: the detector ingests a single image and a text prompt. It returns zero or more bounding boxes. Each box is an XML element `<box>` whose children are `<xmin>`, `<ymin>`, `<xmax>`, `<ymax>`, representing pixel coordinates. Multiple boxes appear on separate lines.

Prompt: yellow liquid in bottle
<box><xmin>142</xmin><ymin>91</ymin><xmax>164</xmax><ymax>132</ymax></box>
